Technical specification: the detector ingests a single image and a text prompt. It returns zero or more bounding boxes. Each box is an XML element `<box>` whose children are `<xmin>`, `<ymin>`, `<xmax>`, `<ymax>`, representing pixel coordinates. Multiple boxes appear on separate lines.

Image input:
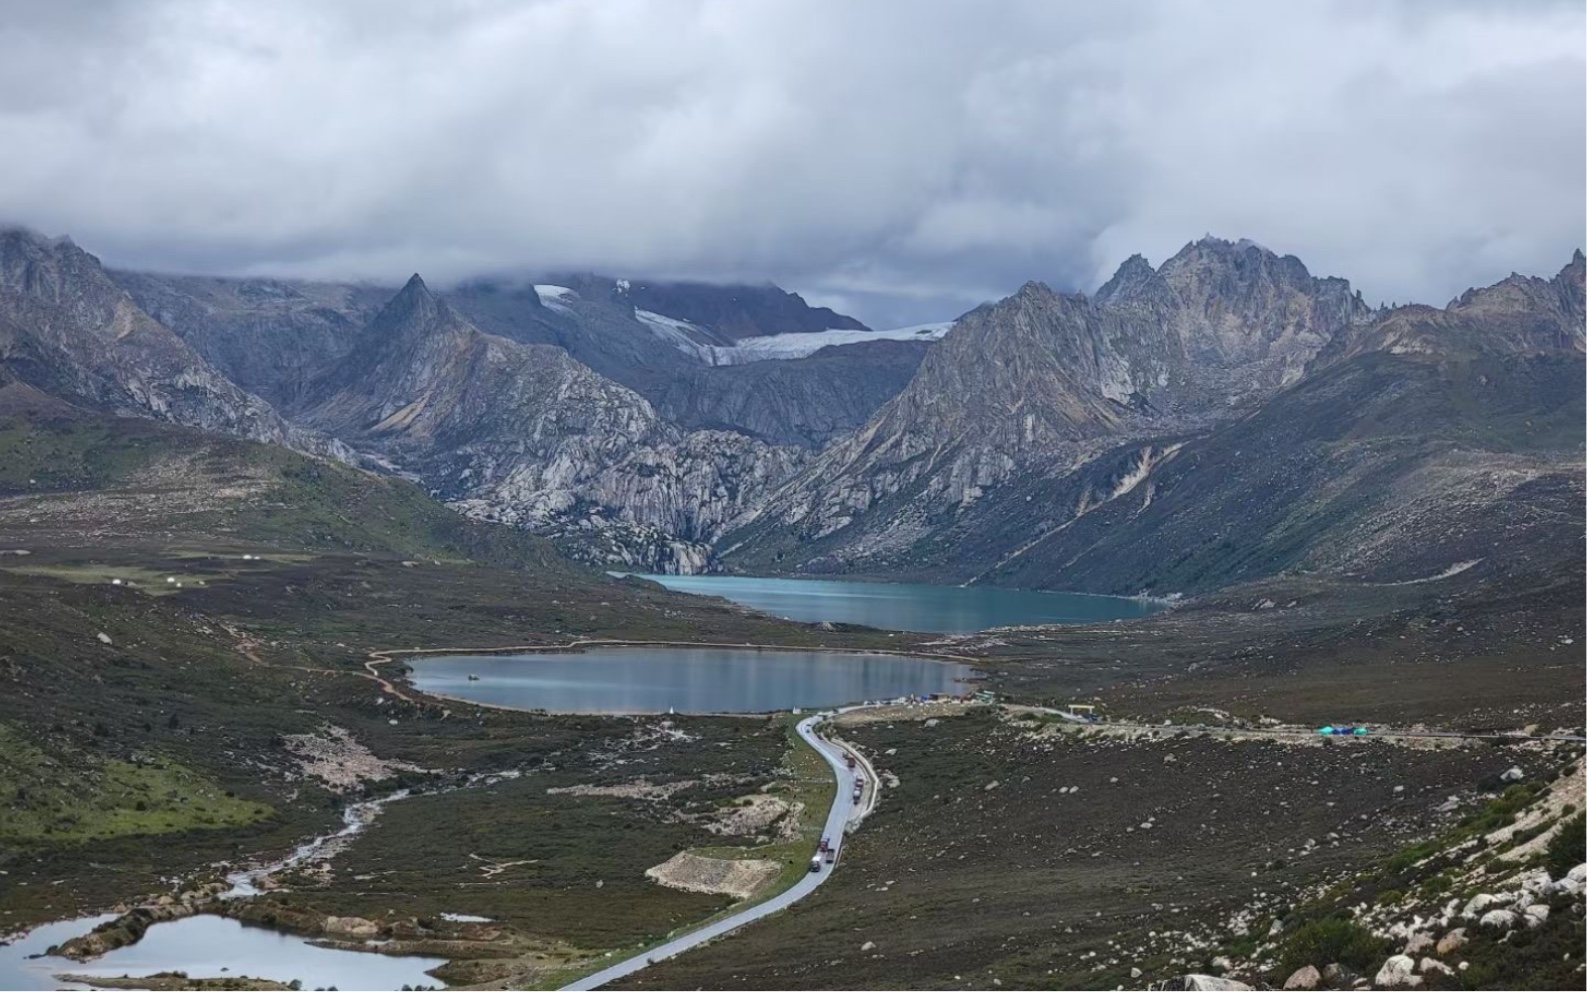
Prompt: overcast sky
<box><xmin>1</xmin><ymin>0</ymin><xmax>1581</xmax><ymax>326</ymax></box>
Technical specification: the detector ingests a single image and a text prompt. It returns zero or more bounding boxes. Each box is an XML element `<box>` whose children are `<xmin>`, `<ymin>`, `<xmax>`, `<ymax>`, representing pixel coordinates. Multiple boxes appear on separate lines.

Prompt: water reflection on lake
<box><xmin>625</xmin><ymin>574</ymin><xmax>1162</xmax><ymax>633</ymax></box>
<box><xmin>411</xmin><ymin>646</ymin><xmax>971</xmax><ymax>714</ymax></box>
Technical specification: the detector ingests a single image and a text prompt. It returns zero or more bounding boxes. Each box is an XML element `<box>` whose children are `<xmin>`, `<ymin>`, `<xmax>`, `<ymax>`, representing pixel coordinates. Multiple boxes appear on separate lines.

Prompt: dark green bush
<box><xmin>1279</xmin><ymin>916</ymin><xmax>1392</xmax><ymax>974</ymax></box>
<box><xmin>1544</xmin><ymin>813</ymin><xmax>1584</xmax><ymax>878</ymax></box>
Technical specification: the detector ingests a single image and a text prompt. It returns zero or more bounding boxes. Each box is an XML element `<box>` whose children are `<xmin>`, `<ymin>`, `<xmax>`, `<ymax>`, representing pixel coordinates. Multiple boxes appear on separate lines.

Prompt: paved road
<box><xmin>561</xmin><ymin>712</ymin><xmax>858</xmax><ymax>991</ymax></box>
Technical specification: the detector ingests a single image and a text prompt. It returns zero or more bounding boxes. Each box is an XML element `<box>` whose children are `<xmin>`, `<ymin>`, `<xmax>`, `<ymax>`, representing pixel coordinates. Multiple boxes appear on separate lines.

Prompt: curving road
<box><xmin>561</xmin><ymin>712</ymin><xmax>860</xmax><ymax>992</ymax></box>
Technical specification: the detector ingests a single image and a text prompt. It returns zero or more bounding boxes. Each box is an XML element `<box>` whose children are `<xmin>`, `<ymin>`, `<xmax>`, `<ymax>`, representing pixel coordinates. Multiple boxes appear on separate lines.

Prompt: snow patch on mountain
<box><xmin>534</xmin><ymin>285</ymin><xmax>577</xmax><ymax>313</ymax></box>
<box><xmin>632</xmin><ymin>311</ymin><xmax>952</xmax><ymax>366</ymax></box>
<box><xmin>707</xmin><ymin>323</ymin><xmax>953</xmax><ymax>365</ymax></box>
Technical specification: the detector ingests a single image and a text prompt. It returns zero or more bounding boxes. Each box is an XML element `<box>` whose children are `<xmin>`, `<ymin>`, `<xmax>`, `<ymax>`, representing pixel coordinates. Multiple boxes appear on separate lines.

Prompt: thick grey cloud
<box><xmin>0</xmin><ymin>0</ymin><xmax>1580</xmax><ymax>325</ymax></box>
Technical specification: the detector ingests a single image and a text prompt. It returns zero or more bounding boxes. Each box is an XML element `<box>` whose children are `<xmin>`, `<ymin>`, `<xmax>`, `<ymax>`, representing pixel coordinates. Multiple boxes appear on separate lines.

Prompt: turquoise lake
<box><xmin>626</xmin><ymin>574</ymin><xmax>1162</xmax><ymax>633</ymax></box>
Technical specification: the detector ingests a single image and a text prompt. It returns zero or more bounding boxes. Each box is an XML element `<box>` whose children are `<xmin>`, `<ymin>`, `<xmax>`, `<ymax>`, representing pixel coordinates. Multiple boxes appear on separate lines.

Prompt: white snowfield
<box><xmin>705</xmin><ymin>322</ymin><xmax>953</xmax><ymax>365</ymax></box>
<box><xmin>636</xmin><ymin>311</ymin><xmax>953</xmax><ymax>366</ymax></box>
<box><xmin>534</xmin><ymin>284</ymin><xmax>954</xmax><ymax>365</ymax></box>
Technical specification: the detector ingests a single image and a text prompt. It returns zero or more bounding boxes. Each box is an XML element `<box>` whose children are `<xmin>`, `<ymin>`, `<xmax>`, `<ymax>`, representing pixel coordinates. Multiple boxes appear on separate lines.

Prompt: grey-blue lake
<box><xmin>625</xmin><ymin>574</ymin><xmax>1162</xmax><ymax>633</ymax></box>
<box><xmin>410</xmin><ymin>647</ymin><xmax>972</xmax><ymax>714</ymax></box>
<box><xmin>0</xmin><ymin>913</ymin><xmax>446</xmax><ymax>991</ymax></box>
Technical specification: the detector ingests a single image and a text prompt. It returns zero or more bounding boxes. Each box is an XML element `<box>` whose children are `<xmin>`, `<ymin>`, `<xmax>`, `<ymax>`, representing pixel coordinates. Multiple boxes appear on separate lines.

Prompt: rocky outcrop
<box><xmin>297</xmin><ymin>275</ymin><xmax>805</xmax><ymax>570</ymax></box>
<box><xmin>49</xmin><ymin>882</ymin><xmax>229</xmax><ymax>960</ymax></box>
<box><xmin>114</xmin><ymin>271</ymin><xmax>389</xmax><ymax>406</ymax></box>
<box><xmin>652</xmin><ymin>338</ymin><xmax>930</xmax><ymax>447</ymax></box>
<box><xmin>1333</xmin><ymin>250</ymin><xmax>1585</xmax><ymax>362</ymax></box>
<box><xmin>0</xmin><ymin>228</ymin><xmax>333</xmax><ymax>454</ymax></box>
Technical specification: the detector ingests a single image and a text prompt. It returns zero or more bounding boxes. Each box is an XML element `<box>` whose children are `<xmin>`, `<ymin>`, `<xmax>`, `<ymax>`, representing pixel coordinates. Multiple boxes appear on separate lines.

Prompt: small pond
<box><xmin>0</xmin><ymin>914</ymin><xmax>446</xmax><ymax>991</ymax></box>
<box><xmin>624</xmin><ymin>574</ymin><xmax>1163</xmax><ymax>633</ymax></box>
<box><xmin>410</xmin><ymin>646</ymin><xmax>972</xmax><ymax>713</ymax></box>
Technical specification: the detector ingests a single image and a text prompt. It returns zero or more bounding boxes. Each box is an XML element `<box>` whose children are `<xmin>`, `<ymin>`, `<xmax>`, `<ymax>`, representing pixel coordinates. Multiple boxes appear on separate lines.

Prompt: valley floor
<box><xmin>1</xmin><ymin>407</ymin><xmax>1580</xmax><ymax>990</ymax></box>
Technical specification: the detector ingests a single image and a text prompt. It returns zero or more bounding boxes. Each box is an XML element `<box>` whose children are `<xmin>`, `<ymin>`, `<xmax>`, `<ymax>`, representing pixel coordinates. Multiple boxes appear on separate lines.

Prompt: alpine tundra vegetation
<box><xmin>0</xmin><ymin>2</ymin><xmax>1583</xmax><ymax>991</ymax></box>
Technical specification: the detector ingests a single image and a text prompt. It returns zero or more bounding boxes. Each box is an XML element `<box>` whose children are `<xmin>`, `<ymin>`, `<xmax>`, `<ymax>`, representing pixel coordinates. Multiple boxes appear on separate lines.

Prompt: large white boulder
<box><xmin>1461</xmin><ymin>893</ymin><xmax>1505</xmax><ymax>918</ymax></box>
<box><xmin>1479</xmin><ymin>908</ymin><xmax>1518</xmax><ymax>930</ymax></box>
<box><xmin>1521</xmin><ymin>904</ymin><xmax>1550</xmax><ymax>928</ymax></box>
<box><xmin>1282</xmin><ymin>965</ymin><xmax>1320</xmax><ymax>989</ymax></box>
<box><xmin>1374</xmin><ymin>955</ymin><xmax>1420</xmax><ymax>988</ymax></box>
<box><xmin>1562</xmin><ymin>863</ymin><xmax>1587</xmax><ymax>896</ymax></box>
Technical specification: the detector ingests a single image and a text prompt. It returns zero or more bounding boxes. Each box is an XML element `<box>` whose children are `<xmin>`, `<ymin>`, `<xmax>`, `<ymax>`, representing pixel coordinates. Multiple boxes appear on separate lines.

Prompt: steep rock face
<box><xmin>443</xmin><ymin>277</ymin><xmax>700</xmax><ymax>392</ymax></box>
<box><xmin>0</xmin><ymin>228</ymin><xmax>317</xmax><ymax>450</ymax></box>
<box><xmin>114</xmin><ymin>272</ymin><xmax>390</xmax><ymax>406</ymax></box>
<box><xmin>1154</xmin><ymin>237</ymin><xmax>1370</xmax><ymax>393</ymax></box>
<box><xmin>298</xmin><ymin>274</ymin><xmax>665</xmax><ymax>481</ymax></box>
<box><xmin>591</xmin><ymin>276</ymin><xmax>869</xmax><ymax>338</ymax></box>
<box><xmin>652</xmin><ymin>338</ymin><xmax>930</xmax><ymax>447</ymax></box>
<box><xmin>445</xmin><ymin>277</ymin><xmax>911</xmax><ymax>447</ymax></box>
<box><xmin>298</xmin><ymin>276</ymin><xmax>804</xmax><ymax>570</ymax></box>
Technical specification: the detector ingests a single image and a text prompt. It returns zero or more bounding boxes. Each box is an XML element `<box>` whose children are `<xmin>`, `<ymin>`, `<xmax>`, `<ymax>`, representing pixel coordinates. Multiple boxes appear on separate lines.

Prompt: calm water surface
<box><xmin>411</xmin><ymin>646</ymin><xmax>971</xmax><ymax>713</ymax></box>
<box><xmin>0</xmin><ymin>913</ymin><xmax>445</xmax><ymax>991</ymax></box>
<box><xmin>628</xmin><ymin>574</ymin><xmax>1162</xmax><ymax>633</ymax></box>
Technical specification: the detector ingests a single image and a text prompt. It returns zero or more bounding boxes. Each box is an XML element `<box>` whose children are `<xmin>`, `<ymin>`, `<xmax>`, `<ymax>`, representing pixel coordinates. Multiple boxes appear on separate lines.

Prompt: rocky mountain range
<box><xmin>1</xmin><ymin>225</ymin><xmax>1580</xmax><ymax>588</ymax></box>
<box><xmin>0</xmin><ymin>230</ymin><xmax>344</xmax><ymax>458</ymax></box>
<box><xmin>720</xmin><ymin>244</ymin><xmax>1584</xmax><ymax>593</ymax></box>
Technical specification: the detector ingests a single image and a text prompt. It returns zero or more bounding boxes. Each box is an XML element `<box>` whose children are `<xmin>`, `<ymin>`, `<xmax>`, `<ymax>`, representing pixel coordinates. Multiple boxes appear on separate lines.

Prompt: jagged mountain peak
<box><xmin>1094</xmin><ymin>253</ymin><xmax>1174</xmax><ymax>311</ymax></box>
<box><xmin>368</xmin><ymin>272</ymin><xmax>446</xmax><ymax>335</ymax></box>
<box><xmin>1011</xmin><ymin>279</ymin><xmax>1059</xmax><ymax>302</ymax></box>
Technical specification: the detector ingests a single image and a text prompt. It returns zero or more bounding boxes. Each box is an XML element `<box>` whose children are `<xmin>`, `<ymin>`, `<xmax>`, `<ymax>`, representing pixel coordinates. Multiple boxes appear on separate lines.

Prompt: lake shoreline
<box><xmin>407</xmin><ymin>645</ymin><xmax>977</xmax><ymax>716</ymax></box>
<box><xmin>617</xmin><ymin>573</ymin><xmax>1166</xmax><ymax>633</ymax></box>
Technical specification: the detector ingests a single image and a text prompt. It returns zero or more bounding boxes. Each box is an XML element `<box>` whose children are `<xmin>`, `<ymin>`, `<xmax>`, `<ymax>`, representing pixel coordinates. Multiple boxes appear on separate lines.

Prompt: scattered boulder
<box><xmin>861</xmin><ymin>940</ymin><xmax>876</xmax><ymax>952</ymax></box>
<box><xmin>323</xmin><ymin>915</ymin><xmax>381</xmax><ymax>938</ymax></box>
<box><xmin>1322</xmin><ymin>963</ymin><xmax>1358</xmax><ymax>986</ymax></box>
<box><xmin>1521</xmin><ymin>904</ymin><xmax>1550</xmax><ymax>928</ymax></box>
<box><xmin>1283</xmin><ymin>964</ymin><xmax>1321</xmax><ymax>989</ymax></box>
<box><xmin>1402</xmin><ymin>932</ymin><xmax>1434</xmax><ymax>956</ymax></box>
<box><xmin>1478</xmin><ymin>909</ymin><xmax>1517</xmax><ymax>931</ymax></box>
<box><xmin>1130</xmin><ymin>967</ymin><xmax>1143</xmax><ymax>980</ymax></box>
<box><xmin>1461</xmin><ymin>893</ymin><xmax>1504</xmax><ymax>918</ymax></box>
<box><xmin>1435</xmin><ymin>928</ymin><xmax>1467</xmax><ymax>956</ymax></box>
<box><xmin>1517</xmin><ymin>868</ymin><xmax>1552</xmax><ymax>897</ymax></box>
<box><xmin>1164</xmin><ymin>976</ymin><xmax>1251</xmax><ymax>991</ymax></box>
<box><xmin>1374</xmin><ymin>955</ymin><xmax>1419</xmax><ymax>988</ymax></box>
<box><xmin>1562</xmin><ymin>864</ymin><xmax>1587</xmax><ymax>896</ymax></box>
<box><xmin>96</xmin><ymin>632</ymin><xmax>113</xmax><ymax>645</ymax></box>
<box><xmin>1420</xmin><ymin>958</ymin><xmax>1454</xmax><ymax>978</ymax></box>
<box><xmin>1500</xmin><ymin>766</ymin><xmax>1525</xmax><ymax>783</ymax></box>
